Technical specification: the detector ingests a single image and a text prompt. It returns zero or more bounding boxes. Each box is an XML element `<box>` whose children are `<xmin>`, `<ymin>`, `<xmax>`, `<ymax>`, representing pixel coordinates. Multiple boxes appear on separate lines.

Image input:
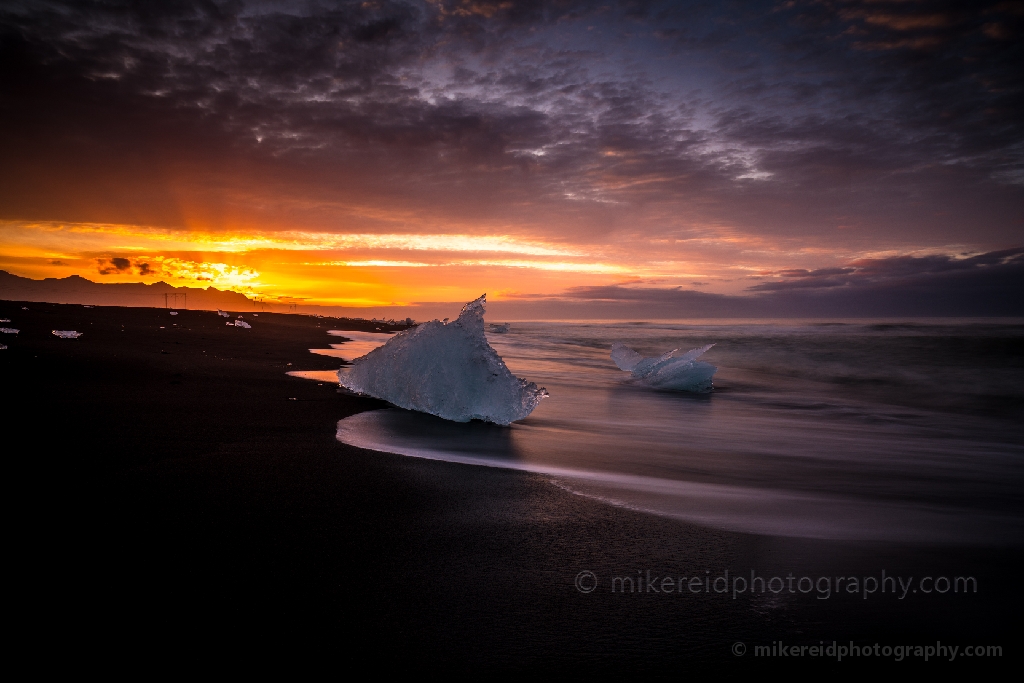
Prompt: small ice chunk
<box><xmin>610</xmin><ymin>342</ymin><xmax>717</xmax><ymax>392</ymax></box>
<box><xmin>0</xmin><ymin>344</ymin><xmax>6</xmax><ymax>350</ymax></box>
<box><xmin>339</xmin><ymin>294</ymin><xmax>547</xmax><ymax>425</ymax></box>
<box><xmin>610</xmin><ymin>343</ymin><xmax>643</xmax><ymax>371</ymax></box>
<box><xmin>1</xmin><ymin>319</ymin><xmax>11</xmax><ymax>322</ymax></box>
<box><xmin>169</xmin><ymin>311</ymin><xmax>178</xmax><ymax>316</ymax></box>
<box><xmin>488</xmin><ymin>323</ymin><xmax>511</xmax><ymax>333</ymax></box>
<box><xmin>52</xmin><ymin>330</ymin><xmax>83</xmax><ymax>339</ymax></box>
<box><xmin>228</xmin><ymin>319</ymin><xmax>251</xmax><ymax>328</ymax></box>
<box><xmin>217</xmin><ymin>310</ymin><xmax>230</xmax><ymax>317</ymax></box>
<box><xmin>0</xmin><ymin>328</ymin><xmax>19</xmax><ymax>334</ymax></box>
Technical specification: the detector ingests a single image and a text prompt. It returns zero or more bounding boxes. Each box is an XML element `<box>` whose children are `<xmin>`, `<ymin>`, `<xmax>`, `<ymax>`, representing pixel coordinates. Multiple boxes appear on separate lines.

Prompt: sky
<box><xmin>1</xmin><ymin>0</ymin><xmax>1021</xmax><ymax>317</ymax></box>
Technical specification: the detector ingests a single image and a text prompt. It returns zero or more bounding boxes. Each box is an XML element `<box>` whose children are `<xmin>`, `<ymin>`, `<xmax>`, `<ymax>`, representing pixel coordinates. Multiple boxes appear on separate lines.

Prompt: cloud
<box><xmin>0</xmin><ymin>1</ymin><xmax>1020</xmax><ymax>316</ymax></box>
<box><xmin>0</xmin><ymin>0</ymin><xmax>1019</xmax><ymax>249</ymax></box>
<box><xmin>750</xmin><ymin>248</ymin><xmax>1024</xmax><ymax>292</ymax></box>
<box><xmin>94</xmin><ymin>256</ymin><xmax>162</xmax><ymax>278</ymax></box>
<box><xmin>96</xmin><ymin>257</ymin><xmax>132</xmax><ymax>274</ymax></box>
<box><xmin>502</xmin><ymin>249</ymin><xmax>1024</xmax><ymax>317</ymax></box>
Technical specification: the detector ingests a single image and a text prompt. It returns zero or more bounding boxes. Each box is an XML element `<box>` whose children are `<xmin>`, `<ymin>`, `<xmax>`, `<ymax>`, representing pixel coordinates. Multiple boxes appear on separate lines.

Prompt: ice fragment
<box><xmin>339</xmin><ymin>295</ymin><xmax>546</xmax><ymax>424</ymax></box>
<box><xmin>610</xmin><ymin>342</ymin><xmax>716</xmax><ymax>392</ymax></box>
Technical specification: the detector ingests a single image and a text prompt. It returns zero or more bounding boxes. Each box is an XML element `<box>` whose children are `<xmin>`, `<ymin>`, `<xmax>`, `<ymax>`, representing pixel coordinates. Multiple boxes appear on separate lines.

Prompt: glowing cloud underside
<box><xmin>5</xmin><ymin>222</ymin><xmax>574</xmax><ymax>256</ymax></box>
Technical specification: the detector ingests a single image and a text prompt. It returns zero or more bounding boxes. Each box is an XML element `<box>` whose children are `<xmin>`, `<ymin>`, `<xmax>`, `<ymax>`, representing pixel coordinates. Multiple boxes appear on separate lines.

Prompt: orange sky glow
<box><xmin>1</xmin><ymin>1</ymin><xmax>1019</xmax><ymax>318</ymax></box>
<box><xmin>1</xmin><ymin>219</ymin><xmax>850</xmax><ymax>308</ymax></box>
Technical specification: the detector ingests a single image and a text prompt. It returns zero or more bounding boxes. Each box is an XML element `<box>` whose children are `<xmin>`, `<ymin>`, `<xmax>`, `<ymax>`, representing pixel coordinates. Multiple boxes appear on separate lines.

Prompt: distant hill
<box><xmin>0</xmin><ymin>270</ymin><xmax>255</xmax><ymax>311</ymax></box>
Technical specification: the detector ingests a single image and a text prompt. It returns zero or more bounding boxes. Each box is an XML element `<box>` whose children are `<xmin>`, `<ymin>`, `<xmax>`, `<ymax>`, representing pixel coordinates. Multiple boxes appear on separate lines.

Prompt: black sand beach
<box><xmin>3</xmin><ymin>300</ymin><xmax>1017</xmax><ymax>670</ymax></box>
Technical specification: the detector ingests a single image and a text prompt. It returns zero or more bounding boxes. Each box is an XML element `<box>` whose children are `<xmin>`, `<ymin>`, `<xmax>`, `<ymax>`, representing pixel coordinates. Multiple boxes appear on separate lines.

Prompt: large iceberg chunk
<box><xmin>339</xmin><ymin>295</ymin><xmax>547</xmax><ymax>425</ymax></box>
<box><xmin>611</xmin><ymin>342</ymin><xmax>717</xmax><ymax>392</ymax></box>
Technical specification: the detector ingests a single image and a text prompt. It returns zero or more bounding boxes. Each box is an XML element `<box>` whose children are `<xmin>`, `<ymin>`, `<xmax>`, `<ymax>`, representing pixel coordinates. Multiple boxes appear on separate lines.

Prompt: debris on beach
<box><xmin>0</xmin><ymin>328</ymin><xmax>19</xmax><ymax>334</ymax></box>
<box><xmin>52</xmin><ymin>330</ymin><xmax>83</xmax><ymax>339</ymax></box>
<box><xmin>339</xmin><ymin>294</ymin><xmax>547</xmax><ymax>425</ymax></box>
<box><xmin>611</xmin><ymin>342</ymin><xmax>717</xmax><ymax>392</ymax></box>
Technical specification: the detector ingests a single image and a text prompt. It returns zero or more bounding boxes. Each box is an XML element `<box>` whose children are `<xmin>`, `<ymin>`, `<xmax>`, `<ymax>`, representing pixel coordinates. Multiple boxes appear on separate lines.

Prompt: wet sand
<box><xmin>2</xmin><ymin>300</ymin><xmax>1017</xmax><ymax>670</ymax></box>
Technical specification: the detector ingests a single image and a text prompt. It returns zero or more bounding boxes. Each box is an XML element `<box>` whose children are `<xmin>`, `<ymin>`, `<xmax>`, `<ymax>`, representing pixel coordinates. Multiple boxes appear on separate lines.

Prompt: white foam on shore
<box><xmin>337</xmin><ymin>409</ymin><xmax>1024</xmax><ymax>545</ymax></box>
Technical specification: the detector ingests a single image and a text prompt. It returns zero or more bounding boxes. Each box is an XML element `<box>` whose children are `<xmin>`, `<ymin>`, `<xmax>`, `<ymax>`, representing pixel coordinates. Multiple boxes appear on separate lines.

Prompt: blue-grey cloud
<box><xmin>524</xmin><ymin>249</ymin><xmax>1024</xmax><ymax>317</ymax></box>
<box><xmin>0</xmin><ymin>0</ymin><xmax>1020</xmax><ymax>246</ymax></box>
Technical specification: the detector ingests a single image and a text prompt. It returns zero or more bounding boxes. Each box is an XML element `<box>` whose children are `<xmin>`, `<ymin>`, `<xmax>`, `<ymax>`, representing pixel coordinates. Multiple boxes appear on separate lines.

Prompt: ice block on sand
<box><xmin>339</xmin><ymin>295</ymin><xmax>547</xmax><ymax>425</ymax></box>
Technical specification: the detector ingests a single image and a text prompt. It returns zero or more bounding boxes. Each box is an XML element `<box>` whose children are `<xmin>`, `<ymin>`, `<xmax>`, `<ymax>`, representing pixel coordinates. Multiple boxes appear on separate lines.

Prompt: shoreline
<box><xmin>4</xmin><ymin>299</ymin><xmax>1017</xmax><ymax>668</ymax></box>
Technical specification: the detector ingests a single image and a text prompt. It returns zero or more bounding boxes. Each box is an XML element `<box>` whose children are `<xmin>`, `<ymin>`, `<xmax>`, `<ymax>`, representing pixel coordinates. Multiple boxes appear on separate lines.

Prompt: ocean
<box><xmin>317</xmin><ymin>320</ymin><xmax>1024</xmax><ymax>545</ymax></box>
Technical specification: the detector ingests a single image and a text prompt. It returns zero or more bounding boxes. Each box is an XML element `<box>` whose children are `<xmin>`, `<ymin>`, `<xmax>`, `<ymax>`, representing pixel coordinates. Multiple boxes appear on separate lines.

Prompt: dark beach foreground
<box><xmin>3</xmin><ymin>300</ymin><xmax>1018</xmax><ymax>670</ymax></box>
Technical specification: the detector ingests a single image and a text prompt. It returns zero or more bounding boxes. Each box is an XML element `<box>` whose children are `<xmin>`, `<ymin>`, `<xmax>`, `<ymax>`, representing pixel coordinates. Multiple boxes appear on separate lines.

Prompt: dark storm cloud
<box><xmin>0</xmin><ymin>0</ymin><xmax>1021</xmax><ymax>241</ymax></box>
<box><xmin>96</xmin><ymin>257</ymin><xmax>132</xmax><ymax>274</ymax></box>
<box><xmin>96</xmin><ymin>256</ymin><xmax>154</xmax><ymax>275</ymax></box>
<box><xmin>532</xmin><ymin>249</ymin><xmax>1024</xmax><ymax>317</ymax></box>
<box><xmin>712</xmin><ymin>1</ymin><xmax>1024</xmax><ymax>184</ymax></box>
<box><xmin>751</xmin><ymin>248</ymin><xmax>1024</xmax><ymax>292</ymax></box>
